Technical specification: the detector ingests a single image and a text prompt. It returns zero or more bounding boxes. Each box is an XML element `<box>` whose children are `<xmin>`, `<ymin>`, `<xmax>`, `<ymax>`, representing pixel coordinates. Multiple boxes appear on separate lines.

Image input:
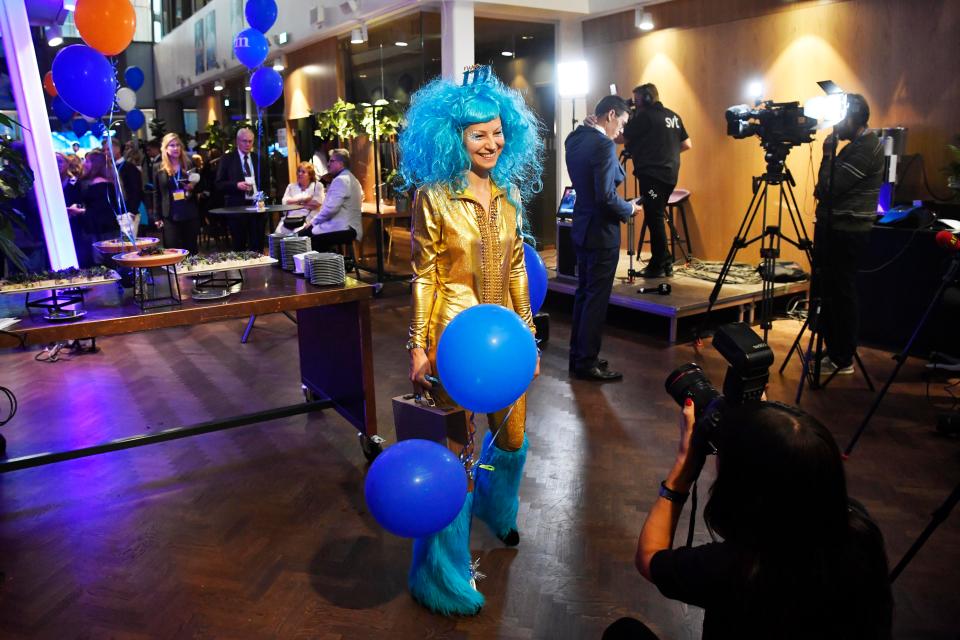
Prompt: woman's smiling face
<box><xmin>463</xmin><ymin>117</ymin><xmax>504</xmax><ymax>174</ymax></box>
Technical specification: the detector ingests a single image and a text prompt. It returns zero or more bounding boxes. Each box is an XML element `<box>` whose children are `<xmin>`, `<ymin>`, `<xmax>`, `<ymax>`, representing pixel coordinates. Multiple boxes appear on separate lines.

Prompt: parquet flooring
<box><xmin>0</xmin><ymin>289</ymin><xmax>956</xmax><ymax>639</ymax></box>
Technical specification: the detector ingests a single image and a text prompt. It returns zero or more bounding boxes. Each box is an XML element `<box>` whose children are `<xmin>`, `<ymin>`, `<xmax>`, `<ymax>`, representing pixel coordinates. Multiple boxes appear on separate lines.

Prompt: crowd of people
<box><xmin>50</xmin><ymin>128</ymin><xmax>362</xmax><ymax>269</ymax></box>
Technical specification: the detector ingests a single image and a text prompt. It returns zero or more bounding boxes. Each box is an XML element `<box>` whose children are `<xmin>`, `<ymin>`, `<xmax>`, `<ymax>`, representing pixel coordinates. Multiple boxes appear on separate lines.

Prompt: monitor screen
<box><xmin>558</xmin><ymin>187</ymin><xmax>576</xmax><ymax>217</ymax></box>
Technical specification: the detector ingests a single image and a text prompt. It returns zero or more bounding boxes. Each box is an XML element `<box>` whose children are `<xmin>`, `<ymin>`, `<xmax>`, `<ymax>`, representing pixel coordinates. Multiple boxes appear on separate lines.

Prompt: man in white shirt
<box><xmin>298</xmin><ymin>148</ymin><xmax>363</xmax><ymax>252</ymax></box>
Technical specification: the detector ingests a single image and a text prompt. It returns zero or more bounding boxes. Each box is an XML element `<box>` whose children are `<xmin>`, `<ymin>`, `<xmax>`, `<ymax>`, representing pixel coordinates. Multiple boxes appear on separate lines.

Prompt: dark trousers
<box><xmin>602</xmin><ymin>617</ymin><xmax>660</xmax><ymax>640</ymax></box>
<box><xmin>570</xmin><ymin>245</ymin><xmax>620</xmax><ymax>371</ymax></box>
<box><xmin>637</xmin><ymin>176</ymin><xmax>675</xmax><ymax>268</ymax></box>
<box><xmin>297</xmin><ymin>227</ymin><xmax>357</xmax><ymax>254</ymax></box>
<box><xmin>815</xmin><ymin>223</ymin><xmax>871</xmax><ymax>367</ymax></box>
<box><xmin>162</xmin><ymin>217</ymin><xmax>200</xmax><ymax>256</ymax></box>
<box><xmin>228</xmin><ymin>211</ymin><xmax>268</xmax><ymax>253</ymax></box>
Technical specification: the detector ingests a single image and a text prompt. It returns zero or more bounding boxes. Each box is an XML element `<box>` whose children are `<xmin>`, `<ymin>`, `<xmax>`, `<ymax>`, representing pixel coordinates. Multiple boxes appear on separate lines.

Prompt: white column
<box><xmin>441</xmin><ymin>0</ymin><xmax>474</xmax><ymax>81</ymax></box>
<box><xmin>0</xmin><ymin>0</ymin><xmax>77</xmax><ymax>269</ymax></box>
<box><xmin>556</xmin><ymin>17</ymin><xmax>585</xmax><ymax>204</ymax></box>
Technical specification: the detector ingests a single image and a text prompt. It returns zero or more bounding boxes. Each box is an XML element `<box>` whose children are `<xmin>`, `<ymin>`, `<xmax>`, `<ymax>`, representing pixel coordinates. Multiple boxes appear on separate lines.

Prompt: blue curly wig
<box><xmin>398</xmin><ymin>72</ymin><xmax>545</xmax><ymax>218</ymax></box>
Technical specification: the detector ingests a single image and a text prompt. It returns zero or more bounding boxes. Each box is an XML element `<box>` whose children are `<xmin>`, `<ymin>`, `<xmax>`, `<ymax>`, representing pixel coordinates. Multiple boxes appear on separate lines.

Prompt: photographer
<box><xmin>605</xmin><ymin>400</ymin><xmax>892</xmax><ymax>639</ymax></box>
<box><xmin>623</xmin><ymin>84</ymin><xmax>691</xmax><ymax>278</ymax></box>
<box><xmin>812</xmin><ymin>94</ymin><xmax>884</xmax><ymax>375</ymax></box>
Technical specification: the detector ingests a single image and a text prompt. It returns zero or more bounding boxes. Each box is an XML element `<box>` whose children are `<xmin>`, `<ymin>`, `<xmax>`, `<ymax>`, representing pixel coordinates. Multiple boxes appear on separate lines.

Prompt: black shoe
<box><xmin>574</xmin><ymin>366</ymin><xmax>623</xmax><ymax>381</ymax></box>
<box><xmin>569</xmin><ymin>358</ymin><xmax>608</xmax><ymax>373</ymax></box>
<box><xmin>499</xmin><ymin>529</ymin><xmax>520</xmax><ymax>547</ymax></box>
<box><xmin>640</xmin><ymin>264</ymin><xmax>673</xmax><ymax>278</ymax></box>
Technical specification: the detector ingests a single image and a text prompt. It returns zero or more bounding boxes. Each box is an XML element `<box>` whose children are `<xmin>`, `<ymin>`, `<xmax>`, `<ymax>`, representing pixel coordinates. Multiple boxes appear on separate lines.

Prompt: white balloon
<box><xmin>116</xmin><ymin>87</ymin><xmax>137</xmax><ymax>112</ymax></box>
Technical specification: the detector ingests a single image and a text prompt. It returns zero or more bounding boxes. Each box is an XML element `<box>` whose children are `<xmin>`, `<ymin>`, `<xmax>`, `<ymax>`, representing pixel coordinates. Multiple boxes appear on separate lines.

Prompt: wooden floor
<box><xmin>0</xmin><ymin>287</ymin><xmax>957</xmax><ymax>639</ymax></box>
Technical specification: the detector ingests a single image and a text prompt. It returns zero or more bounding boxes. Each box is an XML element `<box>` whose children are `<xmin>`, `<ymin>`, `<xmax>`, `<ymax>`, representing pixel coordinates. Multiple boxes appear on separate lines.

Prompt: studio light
<box><xmin>804</xmin><ymin>79</ymin><xmax>848</xmax><ymax>129</ymax></box>
<box><xmin>635</xmin><ymin>9</ymin><xmax>654</xmax><ymax>31</ymax></box>
<box><xmin>557</xmin><ymin>61</ymin><xmax>589</xmax><ymax>98</ymax></box>
<box><xmin>46</xmin><ymin>25</ymin><xmax>63</xmax><ymax>47</ymax></box>
<box><xmin>747</xmin><ymin>80</ymin><xmax>764</xmax><ymax>101</ymax></box>
<box><xmin>214</xmin><ymin>79</ymin><xmax>224</xmax><ymax>91</ymax></box>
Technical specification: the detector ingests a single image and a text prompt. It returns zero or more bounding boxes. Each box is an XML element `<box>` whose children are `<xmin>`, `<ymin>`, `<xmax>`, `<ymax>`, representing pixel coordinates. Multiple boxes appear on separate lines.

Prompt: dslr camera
<box><xmin>725</xmin><ymin>100</ymin><xmax>817</xmax><ymax>147</ymax></box>
<box><xmin>664</xmin><ymin>322</ymin><xmax>773</xmax><ymax>454</ymax></box>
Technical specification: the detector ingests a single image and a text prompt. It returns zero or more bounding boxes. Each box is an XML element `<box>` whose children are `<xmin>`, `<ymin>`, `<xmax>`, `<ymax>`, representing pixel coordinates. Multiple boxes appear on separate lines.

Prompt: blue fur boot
<box><xmin>472</xmin><ymin>432</ymin><xmax>528</xmax><ymax>547</ymax></box>
<box><xmin>408</xmin><ymin>493</ymin><xmax>484</xmax><ymax>616</ymax></box>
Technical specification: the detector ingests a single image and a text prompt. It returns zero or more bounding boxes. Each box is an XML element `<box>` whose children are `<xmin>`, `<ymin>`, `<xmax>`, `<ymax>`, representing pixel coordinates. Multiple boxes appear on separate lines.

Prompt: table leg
<box><xmin>374</xmin><ymin>217</ymin><xmax>386</xmax><ymax>283</ymax></box>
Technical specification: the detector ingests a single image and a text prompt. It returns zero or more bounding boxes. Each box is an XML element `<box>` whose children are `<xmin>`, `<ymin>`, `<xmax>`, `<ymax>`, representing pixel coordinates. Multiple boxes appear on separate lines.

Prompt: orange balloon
<box><xmin>43</xmin><ymin>71</ymin><xmax>57</xmax><ymax>97</ymax></box>
<box><xmin>74</xmin><ymin>0</ymin><xmax>137</xmax><ymax>56</ymax></box>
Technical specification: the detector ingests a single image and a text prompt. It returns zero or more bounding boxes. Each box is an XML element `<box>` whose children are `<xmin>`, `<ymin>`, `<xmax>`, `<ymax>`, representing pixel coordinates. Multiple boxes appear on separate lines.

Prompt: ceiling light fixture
<box><xmin>350</xmin><ymin>24</ymin><xmax>368</xmax><ymax>44</ymax></box>
<box><xmin>46</xmin><ymin>25</ymin><xmax>63</xmax><ymax>47</ymax></box>
<box><xmin>501</xmin><ymin>50</ymin><xmax>514</xmax><ymax>57</ymax></box>
<box><xmin>273</xmin><ymin>58</ymin><xmax>285</xmax><ymax>71</ymax></box>
<box><xmin>635</xmin><ymin>8</ymin><xmax>654</xmax><ymax>31</ymax></box>
<box><xmin>395</xmin><ymin>41</ymin><xmax>408</xmax><ymax>47</ymax></box>
<box><xmin>224</xmin><ymin>98</ymin><xmax>231</xmax><ymax>107</ymax></box>
<box><xmin>213</xmin><ymin>79</ymin><xmax>224</xmax><ymax>91</ymax></box>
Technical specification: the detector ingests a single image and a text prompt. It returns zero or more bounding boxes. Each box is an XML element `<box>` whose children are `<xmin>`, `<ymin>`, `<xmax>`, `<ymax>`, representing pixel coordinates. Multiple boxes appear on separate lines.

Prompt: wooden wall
<box><xmin>582</xmin><ymin>0</ymin><xmax>960</xmax><ymax>262</ymax></box>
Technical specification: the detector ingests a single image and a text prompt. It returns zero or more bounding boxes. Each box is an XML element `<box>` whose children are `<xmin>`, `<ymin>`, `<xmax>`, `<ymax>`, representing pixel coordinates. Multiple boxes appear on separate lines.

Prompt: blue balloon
<box><xmin>245</xmin><ymin>0</ymin><xmax>278</xmax><ymax>33</ymax></box>
<box><xmin>364</xmin><ymin>439</ymin><xmax>467</xmax><ymax>538</ymax></box>
<box><xmin>523</xmin><ymin>242</ymin><xmax>548</xmax><ymax>315</ymax></box>
<box><xmin>51</xmin><ymin>96</ymin><xmax>75</xmax><ymax>122</ymax></box>
<box><xmin>437</xmin><ymin>304</ymin><xmax>538</xmax><ymax>414</ymax></box>
<box><xmin>233</xmin><ymin>28</ymin><xmax>269</xmax><ymax>69</ymax></box>
<box><xmin>124</xmin><ymin>65</ymin><xmax>145</xmax><ymax>91</ymax></box>
<box><xmin>90</xmin><ymin>121</ymin><xmax>106</xmax><ymax>138</ymax></box>
<box><xmin>125</xmin><ymin>109</ymin><xmax>145</xmax><ymax>131</ymax></box>
<box><xmin>71</xmin><ymin>119</ymin><xmax>89</xmax><ymax>137</ymax></box>
<box><xmin>250</xmin><ymin>67</ymin><xmax>283</xmax><ymax>107</ymax></box>
<box><xmin>51</xmin><ymin>44</ymin><xmax>116</xmax><ymax>119</ymax></box>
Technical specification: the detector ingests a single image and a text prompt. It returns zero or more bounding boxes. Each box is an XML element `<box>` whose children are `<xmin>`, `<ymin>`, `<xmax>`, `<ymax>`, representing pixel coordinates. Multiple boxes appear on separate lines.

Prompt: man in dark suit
<box><xmin>214</xmin><ymin>127</ymin><xmax>265</xmax><ymax>252</ymax></box>
<box><xmin>565</xmin><ymin>95</ymin><xmax>640</xmax><ymax>381</ymax></box>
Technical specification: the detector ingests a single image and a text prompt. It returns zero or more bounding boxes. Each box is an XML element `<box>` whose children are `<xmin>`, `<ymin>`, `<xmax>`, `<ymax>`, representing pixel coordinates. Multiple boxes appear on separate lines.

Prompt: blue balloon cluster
<box><xmin>437</xmin><ymin>304</ymin><xmax>538</xmax><ymax>414</ymax></box>
<box><xmin>250</xmin><ymin>67</ymin><xmax>283</xmax><ymax>107</ymax></box>
<box><xmin>124</xmin><ymin>65</ymin><xmax>144</xmax><ymax>91</ymax></box>
<box><xmin>90</xmin><ymin>121</ymin><xmax>106</xmax><ymax>138</ymax></box>
<box><xmin>245</xmin><ymin>0</ymin><xmax>278</xmax><ymax>33</ymax></box>
<box><xmin>51</xmin><ymin>45</ymin><xmax>116</xmax><ymax>119</ymax></box>
<box><xmin>51</xmin><ymin>96</ymin><xmax>75</xmax><ymax>123</ymax></box>
<box><xmin>523</xmin><ymin>242</ymin><xmax>548</xmax><ymax>315</ymax></box>
<box><xmin>71</xmin><ymin>119</ymin><xmax>89</xmax><ymax>137</ymax></box>
<box><xmin>234</xmin><ymin>28</ymin><xmax>269</xmax><ymax>69</ymax></box>
<box><xmin>365</xmin><ymin>439</ymin><xmax>467</xmax><ymax>538</ymax></box>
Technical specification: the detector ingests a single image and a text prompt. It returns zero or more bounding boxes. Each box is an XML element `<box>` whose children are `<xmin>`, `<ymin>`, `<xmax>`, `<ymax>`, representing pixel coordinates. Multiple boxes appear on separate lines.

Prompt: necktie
<box><xmin>243</xmin><ymin>154</ymin><xmax>252</xmax><ymax>177</ymax></box>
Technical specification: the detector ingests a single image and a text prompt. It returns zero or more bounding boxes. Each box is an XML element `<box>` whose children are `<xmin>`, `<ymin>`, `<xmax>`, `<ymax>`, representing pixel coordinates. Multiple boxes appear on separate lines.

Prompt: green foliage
<box><xmin>314</xmin><ymin>98</ymin><xmax>361</xmax><ymax>144</ymax></box>
<box><xmin>0</xmin><ymin>113</ymin><xmax>32</xmax><ymax>272</ymax></box>
<box><xmin>149</xmin><ymin>117</ymin><xmax>167</xmax><ymax>139</ymax></box>
<box><xmin>359</xmin><ymin>102</ymin><xmax>403</xmax><ymax>139</ymax></box>
<box><xmin>201</xmin><ymin>120</ymin><xmax>227</xmax><ymax>151</ymax></box>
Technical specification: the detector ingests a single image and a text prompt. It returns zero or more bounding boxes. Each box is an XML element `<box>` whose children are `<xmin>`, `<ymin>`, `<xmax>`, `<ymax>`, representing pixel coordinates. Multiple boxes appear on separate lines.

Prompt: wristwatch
<box><xmin>659</xmin><ymin>480</ymin><xmax>689</xmax><ymax>505</ymax></box>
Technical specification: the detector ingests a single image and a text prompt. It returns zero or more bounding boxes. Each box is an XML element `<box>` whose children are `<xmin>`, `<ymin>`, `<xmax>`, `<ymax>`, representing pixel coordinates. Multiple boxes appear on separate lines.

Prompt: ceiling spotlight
<box><xmin>213</xmin><ymin>79</ymin><xmax>224</xmax><ymax>91</ymax></box>
<box><xmin>245</xmin><ymin>85</ymin><xmax>251</xmax><ymax>91</ymax></box>
<box><xmin>395</xmin><ymin>41</ymin><xmax>408</xmax><ymax>47</ymax></box>
<box><xmin>501</xmin><ymin>50</ymin><xmax>514</xmax><ymax>57</ymax></box>
<box><xmin>521</xmin><ymin>35</ymin><xmax>534</xmax><ymax>40</ymax></box>
<box><xmin>273</xmin><ymin>59</ymin><xmax>285</xmax><ymax>71</ymax></box>
<box><xmin>358</xmin><ymin>74</ymin><xmax>367</xmax><ymax>78</ymax></box>
<box><xmin>46</xmin><ymin>25</ymin><xmax>63</xmax><ymax>47</ymax></box>
<box><xmin>635</xmin><ymin>9</ymin><xmax>654</xmax><ymax>31</ymax></box>
<box><xmin>224</xmin><ymin>98</ymin><xmax>231</xmax><ymax>107</ymax></box>
<box><xmin>350</xmin><ymin>24</ymin><xmax>368</xmax><ymax>44</ymax></box>
<box><xmin>339</xmin><ymin>0</ymin><xmax>359</xmax><ymax>14</ymax></box>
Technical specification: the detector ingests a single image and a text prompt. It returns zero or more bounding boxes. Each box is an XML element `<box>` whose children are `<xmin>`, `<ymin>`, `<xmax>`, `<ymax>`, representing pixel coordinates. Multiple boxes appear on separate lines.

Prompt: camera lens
<box><xmin>664</xmin><ymin>363</ymin><xmax>721</xmax><ymax>421</ymax></box>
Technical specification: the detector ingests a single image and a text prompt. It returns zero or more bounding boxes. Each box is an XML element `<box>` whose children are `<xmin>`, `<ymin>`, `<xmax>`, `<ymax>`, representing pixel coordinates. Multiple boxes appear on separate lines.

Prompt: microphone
<box><xmin>935</xmin><ymin>230</ymin><xmax>960</xmax><ymax>252</ymax></box>
<box><xmin>638</xmin><ymin>283</ymin><xmax>672</xmax><ymax>295</ymax></box>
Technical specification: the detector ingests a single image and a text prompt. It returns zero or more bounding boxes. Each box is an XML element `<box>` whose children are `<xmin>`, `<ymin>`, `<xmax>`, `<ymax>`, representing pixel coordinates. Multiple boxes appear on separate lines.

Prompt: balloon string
<box><xmin>467</xmin><ymin>403</ymin><xmax>516</xmax><ymax>481</ymax></box>
<box><xmin>256</xmin><ymin>107</ymin><xmax>264</xmax><ymax>205</ymax></box>
<box><xmin>106</xmin><ymin>56</ymin><xmax>133</xmax><ymax>244</ymax></box>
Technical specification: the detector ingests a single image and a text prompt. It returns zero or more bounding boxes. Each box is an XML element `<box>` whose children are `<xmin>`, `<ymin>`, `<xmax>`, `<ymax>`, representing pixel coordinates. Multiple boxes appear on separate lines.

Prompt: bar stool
<box><xmin>637</xmin><ymin>188</ymin><xmax>693</xmax><ymax>264</ymax></box>
<box><xmin>333</xmin><ymin>239</ymin><xmax>362</xmax><ymax>279</ymax></box>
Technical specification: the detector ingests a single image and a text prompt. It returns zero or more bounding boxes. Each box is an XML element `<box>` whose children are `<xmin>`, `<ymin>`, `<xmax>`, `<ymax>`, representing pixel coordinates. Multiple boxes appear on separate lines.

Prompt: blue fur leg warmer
<box><xmin>473</xmin><ymin>432</ymin><xmax>528</xmax><ymax>543</ymax></box>
<box><xmin>408</xmin><ymin>492</ymin><xmax>484</xmax><ymax>616</ymax></box>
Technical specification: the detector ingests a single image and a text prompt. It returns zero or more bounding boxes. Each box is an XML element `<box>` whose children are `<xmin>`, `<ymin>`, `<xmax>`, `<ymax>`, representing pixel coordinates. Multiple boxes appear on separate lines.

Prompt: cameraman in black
<box><xmin>624</xmin><ymin>83</ymin><xmax>691</xmax><ymax>278</ymax></box>
<box><xmin>812</xmin><ymin>94</ymin><xmax>884</xmax><ymax>375</ymax></box>
<box><xmin>604</xmin><ymin>399</ymin><xmax>892</xmax><ymax>639</ymax></box>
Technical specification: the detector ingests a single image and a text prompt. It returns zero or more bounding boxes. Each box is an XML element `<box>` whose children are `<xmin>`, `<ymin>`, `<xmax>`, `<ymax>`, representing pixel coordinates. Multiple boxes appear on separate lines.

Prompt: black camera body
<box><xmin>665</xmin><ymin>322</ymin><xmax>773</xmax><ymax>454</ymax></box>
<box><xmin>725</xmin><ymin>100</ymin><xmax>817</xmax><ymax>146</ymax></box>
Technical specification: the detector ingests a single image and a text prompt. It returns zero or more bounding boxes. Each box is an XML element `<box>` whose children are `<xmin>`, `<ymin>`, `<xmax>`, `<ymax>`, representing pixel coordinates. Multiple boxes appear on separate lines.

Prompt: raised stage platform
<box><xmin>545</xmin><ymin>250</ymin><xmax>810</xmax><ymax>343</ymax></box>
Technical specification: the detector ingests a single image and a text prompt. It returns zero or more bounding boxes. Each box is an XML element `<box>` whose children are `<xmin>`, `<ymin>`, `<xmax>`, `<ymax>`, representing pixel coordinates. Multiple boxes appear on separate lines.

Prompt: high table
<box><xmin>208</xmin><ymin>204</ymin><xmax>304</xmax><ymax>216</ymax></box>
<box><xmin>360</xmin><ymin>202</ymin><xmax>411</xmax><ymax>283</ymax></box>
<box><xmin>0</xmin><ymin>267</ymin><xmax>382</xmax><ymax>469</ymax></box>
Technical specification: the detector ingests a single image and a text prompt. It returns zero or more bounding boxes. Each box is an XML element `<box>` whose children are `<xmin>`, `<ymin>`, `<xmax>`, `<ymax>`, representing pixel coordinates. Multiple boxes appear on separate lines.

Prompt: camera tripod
<box><xmin>699</xmin><ymin>142</ymin><xmax>813</xmax><ymax>343</ymax></box>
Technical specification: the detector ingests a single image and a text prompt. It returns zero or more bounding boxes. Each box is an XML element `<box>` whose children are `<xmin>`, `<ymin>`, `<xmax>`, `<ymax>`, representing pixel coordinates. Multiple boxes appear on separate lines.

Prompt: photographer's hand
<box><xmin>635</xmin><ymin>399</ymin><xmax>707</xmax><ymax>582</ymax></box>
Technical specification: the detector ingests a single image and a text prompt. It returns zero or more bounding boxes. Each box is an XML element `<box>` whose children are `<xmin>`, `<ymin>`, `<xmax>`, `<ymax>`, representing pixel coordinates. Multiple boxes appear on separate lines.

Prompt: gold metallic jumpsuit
<box><xmin>408</xmin><ymin>182</ymin><xmax>535</xmax><ymax>452</ymax></box>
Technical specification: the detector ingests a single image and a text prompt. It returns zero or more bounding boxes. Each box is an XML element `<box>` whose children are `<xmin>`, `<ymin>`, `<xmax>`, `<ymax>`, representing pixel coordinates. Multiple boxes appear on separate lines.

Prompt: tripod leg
<box><xmin>779</xmin><ymin>313</ymin><xmax>810</xmax><ymax>374</ymax></box>
<box><xmin>852</xmin><ymin>350</ymin><xmax>875</xmax><ymax>391</ymax></box>
<box><xmin>889</xmin><ymin>482</ymin><xmax>960</xmax><ymax>583</ymax></box>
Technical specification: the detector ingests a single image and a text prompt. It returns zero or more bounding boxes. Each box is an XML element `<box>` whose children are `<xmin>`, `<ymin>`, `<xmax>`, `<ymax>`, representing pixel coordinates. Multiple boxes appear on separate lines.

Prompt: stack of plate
<box><xmin>305</xmin><ymin>252</ymin><xmax>346</xmax><ymax>286</ymax></box>
<box><xmin>293</xmin><ymin>250</ymin><xmax>319</xmax><ymax>275</ymax></box>
<box><xmin>280</xmin><ymin>236</ymin><xmax>310</xmax><ymax>270</ymax></box>
<box><xmin>267</xmin><ymin>233</ymin><xmax>287</xmax><ymax>261</ymax></box>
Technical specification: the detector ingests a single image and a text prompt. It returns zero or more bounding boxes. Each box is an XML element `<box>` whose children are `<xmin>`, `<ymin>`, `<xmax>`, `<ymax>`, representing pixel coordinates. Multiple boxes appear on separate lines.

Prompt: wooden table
<box><xmin>0</xmin><ymin>267</ymin><xmax>382</xmax><ymax>469</ymax></box>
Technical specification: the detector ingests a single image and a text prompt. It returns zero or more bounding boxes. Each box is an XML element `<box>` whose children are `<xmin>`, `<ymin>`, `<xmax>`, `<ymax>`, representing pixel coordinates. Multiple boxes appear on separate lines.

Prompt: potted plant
<box><xmin>0</xmin><ymin>113</ymin><xmax>33</xmax><ymax>273</ymax></box>
<box><xmin>314</xmin><ymin>98</ymin><xmax>361</xmax><ymax>146</ymax></box>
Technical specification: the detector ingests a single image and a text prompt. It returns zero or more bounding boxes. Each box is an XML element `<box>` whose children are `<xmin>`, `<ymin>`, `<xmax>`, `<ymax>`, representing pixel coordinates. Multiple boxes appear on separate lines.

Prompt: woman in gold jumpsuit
<box><xmin>399</xmin><ymin>68</ymin><xmax>544</xmax><ymax>616</ymax></box>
